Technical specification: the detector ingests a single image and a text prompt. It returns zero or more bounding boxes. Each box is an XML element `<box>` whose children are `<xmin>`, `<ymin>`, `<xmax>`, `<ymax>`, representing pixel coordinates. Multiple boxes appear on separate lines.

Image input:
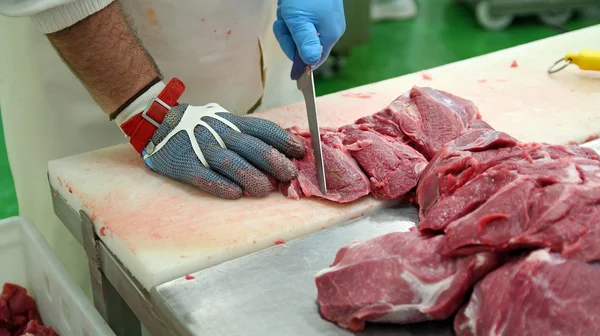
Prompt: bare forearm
<box><xmin>47</xmin><ymin>1</ymin><xmax>161</xmax><ymax>115</ymax></box>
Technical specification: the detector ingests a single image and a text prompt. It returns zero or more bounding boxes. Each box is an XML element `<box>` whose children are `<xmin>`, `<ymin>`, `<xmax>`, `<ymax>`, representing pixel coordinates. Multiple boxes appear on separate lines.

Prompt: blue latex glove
<box><xmin>142</xmin><ymin>103</ymin><xmax>306</xmax><ymax>199</ymax></box>
<box><xmin>273</xmin><ymin>0</ymin><xmax>346</xmax><ymax>69</ymax></box>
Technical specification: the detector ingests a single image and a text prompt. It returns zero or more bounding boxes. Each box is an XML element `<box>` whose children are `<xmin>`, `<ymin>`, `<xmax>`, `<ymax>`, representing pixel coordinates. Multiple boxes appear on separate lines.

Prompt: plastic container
<box><xmin>0</xmin><ymin>216</ymin><xmax>115</xmax><ymax>336</ymax></box>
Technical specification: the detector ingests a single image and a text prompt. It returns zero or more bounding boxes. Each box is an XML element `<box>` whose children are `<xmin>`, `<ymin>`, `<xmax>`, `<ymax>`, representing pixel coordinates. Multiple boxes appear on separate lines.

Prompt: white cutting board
<box><xmin>48</xmin><ymin>25</ymin><xmax>600</xmax><ymax>290</ymax></box>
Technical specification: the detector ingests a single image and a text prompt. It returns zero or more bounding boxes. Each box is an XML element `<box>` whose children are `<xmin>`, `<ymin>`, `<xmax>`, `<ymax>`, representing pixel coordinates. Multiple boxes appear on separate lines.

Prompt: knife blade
<box><xmin>291</xmin><ymin>51</ymin><xmax>327</xmax><ymax>194</ymax></box>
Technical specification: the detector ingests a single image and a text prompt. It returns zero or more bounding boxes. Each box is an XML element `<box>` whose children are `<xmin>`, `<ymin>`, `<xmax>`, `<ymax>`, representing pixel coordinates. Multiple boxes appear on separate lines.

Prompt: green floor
<box><xmin>315</xmin><ymin>1</ymin><xmax>600</xmax><ymax>95</ymax></box>
<box><xmin>0</xmin><ymin>1</ymin><xmax>598</xmax><ymax>219</ymax></box>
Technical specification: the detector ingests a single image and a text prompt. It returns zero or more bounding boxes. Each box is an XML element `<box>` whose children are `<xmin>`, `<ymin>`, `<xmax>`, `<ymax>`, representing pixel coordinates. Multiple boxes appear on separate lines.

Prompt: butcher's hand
<box><xmin>147</xmin><ymin>104</ymin><xmax>306</xmax><ymax>199</ymax></box>
<box><xmin>273</xmin><ymin>0</ymin><xmax>346</xmax><ymax>69</ymax></box>
<box><xmin>118</xmin><ymin>83</ymin><xmax>306</xmax><ymax>199</ymax></box>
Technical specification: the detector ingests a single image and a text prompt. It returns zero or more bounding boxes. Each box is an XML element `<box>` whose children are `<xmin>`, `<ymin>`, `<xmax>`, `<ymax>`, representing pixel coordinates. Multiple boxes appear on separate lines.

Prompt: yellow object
<box><xmin>565</xmin><ymin>50</ymin><xmax>600</xmax><ymax>71</ymax></box>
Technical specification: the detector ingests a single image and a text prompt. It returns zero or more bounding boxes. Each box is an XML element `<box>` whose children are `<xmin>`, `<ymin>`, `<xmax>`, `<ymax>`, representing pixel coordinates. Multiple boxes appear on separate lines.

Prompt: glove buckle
<box><xmin>120</xmin><ymin>78</ymin><xmax>186</xmax><ymax>154</ymax></box>
<box><xmin>142</xmin><ymin>97</ymin><xmax>172</xmax><ymax>128</ymax></box>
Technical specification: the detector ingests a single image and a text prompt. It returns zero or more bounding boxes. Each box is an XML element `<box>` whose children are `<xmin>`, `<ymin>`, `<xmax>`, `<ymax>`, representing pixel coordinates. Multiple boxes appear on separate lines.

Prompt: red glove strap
<box><xmin>120</xmin><ymin>78</ymin><xmax>186</xmax><ymax>153</ymax></box>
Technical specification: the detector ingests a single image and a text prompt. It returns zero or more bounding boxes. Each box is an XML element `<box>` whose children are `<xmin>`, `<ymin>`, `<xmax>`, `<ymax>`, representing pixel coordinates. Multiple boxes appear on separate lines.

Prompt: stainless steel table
<box><xmin>50</xmin><ymin>182</ymin><xmax>453</xmax><ymax>336</ymax></box>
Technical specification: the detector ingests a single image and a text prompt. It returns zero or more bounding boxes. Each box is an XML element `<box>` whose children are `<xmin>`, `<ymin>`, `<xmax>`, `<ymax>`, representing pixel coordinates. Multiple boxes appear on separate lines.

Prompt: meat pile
<box><xmin>309</xmin><ymin>86</ymin><xmax>600</xmax><ymax>335</ymax></box>
<box><xmin>0</xmin><ymin>283</ymin><xmax>58</xmax><ymax>336</ymax></box>
<box><xmin>279</xmin><ymin>86</ymin><xmax>479</xmax><ymax>202</ymax></box>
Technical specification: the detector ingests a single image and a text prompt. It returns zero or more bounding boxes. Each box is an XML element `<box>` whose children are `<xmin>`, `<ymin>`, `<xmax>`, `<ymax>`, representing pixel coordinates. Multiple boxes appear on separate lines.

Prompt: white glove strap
<box><xmin>143</xmin><ymin>103</ymin><xmax>241</xmax><ymax>169</ymax></box>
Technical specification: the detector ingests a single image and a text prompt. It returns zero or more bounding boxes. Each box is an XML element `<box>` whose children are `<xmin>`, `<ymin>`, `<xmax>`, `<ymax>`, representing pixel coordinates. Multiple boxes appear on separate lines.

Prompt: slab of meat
<box><xmin>0</xmin><ymin>283</ymin><xmax>57</xmax><ymax>336</ymax></box>
<box><xmin>21</xmin><ymin>320</ymin><xmax>58</xmax><ymax>336</ymax></box>
<box><xmin>420</xmin><ymin>155</ymin><xmax>586</xmax><ymax>232</ymax></box>
<box><xmin>418</xmin><ymin>149</ymin><xmax>600</xmax><ymax>261</ymax></box>
<box><xmin>454</xmin><ymin>249</ymin><xmax>600</xmax><ymax>336</ymax></box>
<box><xmin>416</xmin><ymin>128</ymin><xmax>599</xmax><ymax>223</ymax></box>
<box><xmin>281</xmin><ymin>86</ymin><xmax>479</xmax><ymax>203</ymax></box>
<box><xmin>341</xmin><ymin>126</ymin><xmax>428</xmax><ymax>200</ymax></box>
<box><xmin>280</xmin><ymin>127</ymin><xmax>371</xmax><ymax>203</ymax></box>
<box><xmin>312</xmin><ymin>84</ymin><xmax>600</xmax><ymax>335</ymax></box>
<box><xmin>415</xmin><ymin>128</ymin><xmax>519</xmax><ymax>218</ymax></box>
<box><xmin>314</xmin><ymin>230</ymin><xmax>501</xmax><ymax>331</ymax></box>
<box><xmin>396</xmin><ymin>87</ymin><xmax>480</xmax><ymax>159</ymax></box>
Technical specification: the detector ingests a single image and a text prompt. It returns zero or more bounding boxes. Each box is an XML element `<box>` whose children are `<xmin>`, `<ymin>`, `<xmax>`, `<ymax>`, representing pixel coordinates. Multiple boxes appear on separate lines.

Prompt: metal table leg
<box><xmin>81</xmin><ymin>212</ymin><xmax>142</xmax><ymax>336</ymax></box>
<box><xmin>50</xmin><ymin>183</ymin><xmax>177</xmax><ymax>336</ymax></box>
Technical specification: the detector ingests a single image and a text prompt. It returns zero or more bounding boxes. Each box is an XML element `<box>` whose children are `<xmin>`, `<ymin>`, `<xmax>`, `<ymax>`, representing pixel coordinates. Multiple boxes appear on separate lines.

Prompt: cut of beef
<box><xmin>281</xmin><ymin>86</ymin><xmax>480</xmax><ymax>203</ymax></box>
<box><xmin>396</xmin><ymin>87</ymin><xmax>480</xmax><ymax>159</ymax></box>
<box><xmin>415</xmin><ymin>129</ymin><xmax>519</xmax><ymax>218</ymax></box>
<box><xmin>312</xmin><ymin>85</ymin><xmax>600</xmax><ymax>335</ymax></box>
<box><xmin>454</xmin><ymin>249</ymin><xmax>600</xmax><ymax>336</ymax></box>
<box><xmin>416</xmin><ymin>131</ymin><xmax>597</xmax><ymax>221</ymax></box>
<box><xmin>314</xmin><ymin>230</ymin><xmax>500</xmax><ymax>331</ymax></box>
<box><xmin>353</xmin><ymin>101</ymin><xmax>409</xmax><ymax>140</ymax></box>
<box><xmin>0</xmin><ymin>283</ymin><xmax>57</xmax><ymax>336</ymax></box>
<box><xmin>420</xmin><ymin>157</ymin><xmax>585</xmax><ymax>232</ymax></box>
<box><xmin>282</xmin><ymin>127</ymin><xmax>371</xmax><ymax>203</ymax></box>
<box><xmin>419</xmin><ymin>153</ymin><xmax>600</xmax><ymax>262</ymax></box>
<box><xmin>21</xmin><ymin>320</ymin><xmax>58</xmax><ymax>336</ymax></box>
<box><xmin>341</xmin><ymin>126</ymin><xmax>428</xmax><ymax>200</ymax></box>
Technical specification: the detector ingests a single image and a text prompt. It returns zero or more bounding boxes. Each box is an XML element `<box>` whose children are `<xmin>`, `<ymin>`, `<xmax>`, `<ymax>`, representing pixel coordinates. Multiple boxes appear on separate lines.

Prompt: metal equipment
<box><xmin>291</xmin><ymin>52</ymin><xmax>327</xmax><ymax>194</ymax></box>
<box><xmin>458</xmin><ymin>0</ymin><xmax>600</xmax><ymax>31</ymax></box>
<box><xmin>315</xmin><ymin>0</ymin><xmax>372</xmax><ymax>79</ymax></box>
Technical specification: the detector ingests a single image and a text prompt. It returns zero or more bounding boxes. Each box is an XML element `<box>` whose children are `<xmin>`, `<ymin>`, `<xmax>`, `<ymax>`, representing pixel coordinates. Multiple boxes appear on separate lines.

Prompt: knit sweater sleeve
<box><xmin>0</xmin><ymin>0</ymin><xmax>114</xmax><ymax>33</ymax></box>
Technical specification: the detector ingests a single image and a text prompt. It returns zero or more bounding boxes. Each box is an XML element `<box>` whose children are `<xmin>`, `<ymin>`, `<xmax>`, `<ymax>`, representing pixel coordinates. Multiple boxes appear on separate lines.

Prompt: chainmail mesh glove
<box><xmin>141</xmin><ymin>103</ymin><xmax>306</xmax><ymax>199</ymax></box>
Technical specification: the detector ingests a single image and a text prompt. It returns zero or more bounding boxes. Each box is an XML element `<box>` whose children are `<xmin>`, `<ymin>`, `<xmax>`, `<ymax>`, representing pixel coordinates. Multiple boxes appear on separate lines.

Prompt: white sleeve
<box><xmin>0</xmin><ymin>0</ymin><xmax>114</xmax><ymax>34</ymax></box>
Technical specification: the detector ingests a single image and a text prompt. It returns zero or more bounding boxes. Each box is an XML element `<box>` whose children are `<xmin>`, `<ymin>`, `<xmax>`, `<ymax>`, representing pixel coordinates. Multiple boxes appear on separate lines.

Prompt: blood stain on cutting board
<box><xmin>274</xmin><ymin>239</ymin><xmax>286</xmax><ymax>245</ymax></box>
<box><xmin>151</xmin><ymin>231</ymin><xmax>163</xmax><ymax>239</ymax></box>
<box><xmin>341</xmin><ymin>92</ymin><xmax>375</xmax><ymax>99</ymax></box>
<box><xmin>421</xmin><ymin>72</ymin><xmax>432</xmax><ymax>80</ymax></box>
<box><xmin>69</xmin><ymin>157</ymin><xmax>368</xmax><ymax>251</ymax></box>
<box><xmin>511</xmin><ymin>60</ymin><xmax>519</xmax><ymax>68</ymax></box>
<box><xmin>349</xmin><ymin>212</ymin><xmax>366</xmax><ymax>221</ymax></box>
<box><xmin>185</xmin><ymin>273</ymin><xmax>195</xmax><ymax>280</ymax></box>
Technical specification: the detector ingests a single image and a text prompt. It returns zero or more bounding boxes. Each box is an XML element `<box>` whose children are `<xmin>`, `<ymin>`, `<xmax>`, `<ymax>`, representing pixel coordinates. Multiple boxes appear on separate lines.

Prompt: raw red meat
<box><xmin>454</xmin><ymin>249</ymin><xmax>600</xmax><ymax>336</ymax></box>
<box><xmin>399</xmin><ymin>87</ymin><xmax>480</xmax><ymax>159</ymax></box>
<box><xmin>416</xmin><ymin>129</ymin><xmax>597</xmax><ymax>222</ymax></box>
<box><xmin>1</xmin><ymin>284</ymin><xmax>36</xmax><ymax>315</ymax></box>
<box><xmin>282</xmin><ymin>127</ymin><xmax>371</xmax><ymax>203</ymax></box>
<box><xmin>313</xmin><ymin>85</ymin><xmax>600</xmax><ymax>335</ymax></box>
<box><xmin>278</xmin><ymin>178</ymin><xmax>301</xmax><ymax>200</ymax></box>
<box><xmin>341</xmin><ymin>126</ymin><xmax>428</xmax><ymax>200</ymax></box>
<box><xmin>314</xmin><ymin>230</ymin><xmax>500</xmax><ymax>331</ymax></box>
<box><xmin>0</xmin><ymin>283</ymin><xmax>58</xmax><ymax>336</ymax></box>
<box><xmin>415</xmin><ymin>128</ymin><xmax>519</xmax><ymax>219</ymax></box>
<box><xmin>418</xmin><ymin>146</ymin><xmax>600</xmax><ymax>261</ymax></box>
<box><xmin>281</xmin><ymin>86</ymin><xmax>479</xmax><ymax>203</ymax></box>
<box><xmin>21</xmin><ymin>320</ymin><xmax>58</xmax><ymax>336</ymax></box>
<box><xmin>353</xmin><ymin>102</ymin><xmax>409</xmax><ymax>140</ymax></box>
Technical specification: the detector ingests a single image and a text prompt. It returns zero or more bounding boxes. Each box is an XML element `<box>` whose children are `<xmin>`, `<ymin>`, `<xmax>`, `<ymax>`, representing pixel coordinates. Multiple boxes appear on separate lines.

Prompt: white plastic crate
<box><xmin>0</xmin><ymin>216</ymin><xmax>115</xmax><ymax>336</ymax></box>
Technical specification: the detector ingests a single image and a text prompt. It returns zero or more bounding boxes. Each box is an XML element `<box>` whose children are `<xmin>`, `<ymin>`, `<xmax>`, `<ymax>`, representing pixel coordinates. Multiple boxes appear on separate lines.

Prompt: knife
<box><xmin>291</xmin><ymin>51</ymin><xmax>327</xmax><ymax>194</ymax></box>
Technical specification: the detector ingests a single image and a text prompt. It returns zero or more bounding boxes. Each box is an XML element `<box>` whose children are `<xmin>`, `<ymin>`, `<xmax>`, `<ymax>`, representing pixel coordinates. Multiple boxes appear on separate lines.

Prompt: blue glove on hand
<box><xmin>142</xmin><ymin>103</ymin><xmax>306</xmax><ymax>199</ymax></box>
<box><xmin>273</xmin><ymin>0</ymin><xmax>346</xmax><ymax>69</ymax></box>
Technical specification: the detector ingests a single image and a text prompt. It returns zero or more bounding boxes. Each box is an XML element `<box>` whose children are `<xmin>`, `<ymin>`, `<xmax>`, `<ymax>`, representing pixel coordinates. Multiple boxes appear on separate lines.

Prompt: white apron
<box><xmin>0</xmin><ymin>0</ymin><xmax>302</xmax><ymax>303</ymax></box>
